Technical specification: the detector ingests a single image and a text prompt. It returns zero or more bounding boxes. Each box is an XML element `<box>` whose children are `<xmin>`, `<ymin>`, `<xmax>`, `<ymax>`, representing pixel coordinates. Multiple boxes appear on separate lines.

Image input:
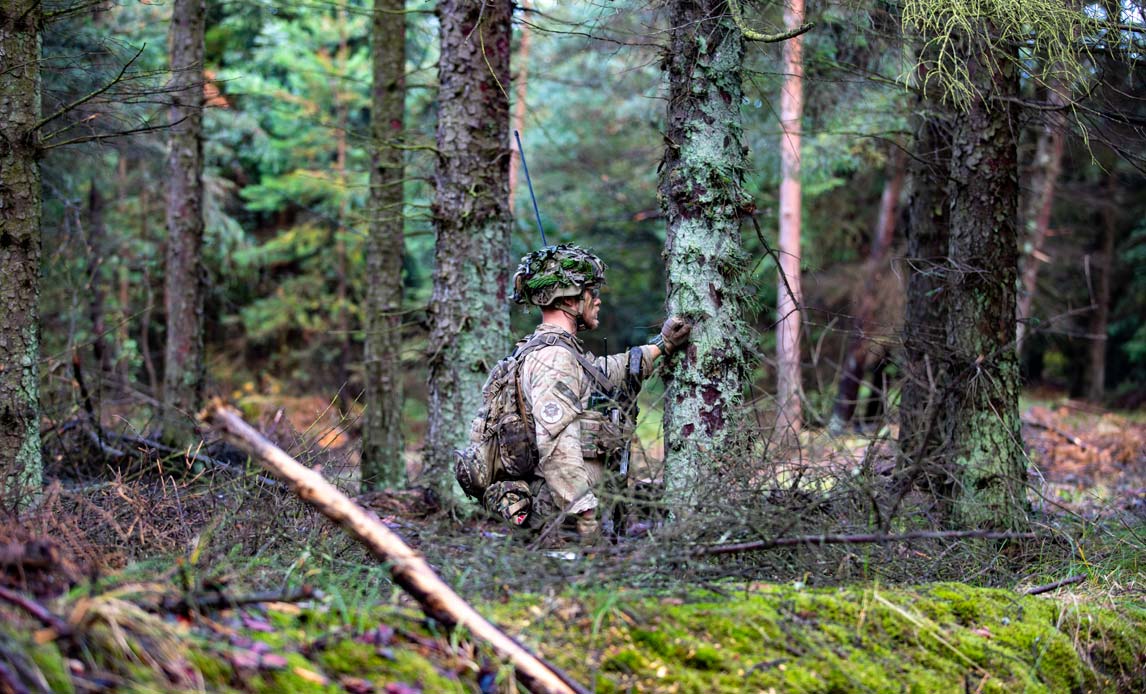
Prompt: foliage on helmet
<box><xmin>512</xmin><ymin>243</ymin><xmax>607</xmax><ymax>306</ymax></box>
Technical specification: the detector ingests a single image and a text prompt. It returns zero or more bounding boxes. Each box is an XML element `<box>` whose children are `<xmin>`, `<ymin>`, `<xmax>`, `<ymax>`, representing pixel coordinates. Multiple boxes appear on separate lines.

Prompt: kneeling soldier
<box><xmin>455</xmin><ymin>244</ymin><xmax>691</xmax><ymax>543</ymax></box>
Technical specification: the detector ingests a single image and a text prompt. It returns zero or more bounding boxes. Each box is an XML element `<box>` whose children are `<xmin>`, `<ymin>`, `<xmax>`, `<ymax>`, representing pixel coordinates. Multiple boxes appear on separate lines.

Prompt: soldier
<box><xmin>462</xmin><ymin>244</ymin><xmax>691</xmax><ymax>543</ymax></box>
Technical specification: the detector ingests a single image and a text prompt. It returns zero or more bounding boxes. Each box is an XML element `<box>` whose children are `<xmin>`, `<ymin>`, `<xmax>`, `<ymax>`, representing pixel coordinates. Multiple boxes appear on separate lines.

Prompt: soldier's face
<box><xmin>581</xmin><ymin>288</ymin><xmax>601</xmax><ymax>330</ymax></box>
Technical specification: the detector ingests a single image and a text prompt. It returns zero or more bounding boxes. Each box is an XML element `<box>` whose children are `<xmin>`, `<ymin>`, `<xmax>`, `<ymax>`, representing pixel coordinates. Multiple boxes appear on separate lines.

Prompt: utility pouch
<box><xmin>454</xmin><ymin>443</ymin><xmax>493</xmax><ymax>500</ymax></box>
<box><xmin>580</xmin><ymin>411</ymin><xmax>626</xmax><ymax>462</ymax></box>
<box><xmin>495</xmin><ymin>411</ymin><xmax>538</xmax><ymax>478</ymax></box>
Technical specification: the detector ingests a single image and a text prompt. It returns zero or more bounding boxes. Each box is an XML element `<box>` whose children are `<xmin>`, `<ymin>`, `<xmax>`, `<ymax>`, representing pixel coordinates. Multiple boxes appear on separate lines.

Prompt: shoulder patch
<box><xmin>537</xmin><ymin>400</ymin><xmax>565</xmax><ymax>424</ymax></box>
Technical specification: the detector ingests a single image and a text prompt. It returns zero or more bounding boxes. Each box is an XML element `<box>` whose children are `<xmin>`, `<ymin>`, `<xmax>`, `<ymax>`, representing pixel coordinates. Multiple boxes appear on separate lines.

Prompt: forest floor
<box><xmin>3</xmin><ymin>391</ymin><xmax>1145</xmax><ymax>692</ymax></box>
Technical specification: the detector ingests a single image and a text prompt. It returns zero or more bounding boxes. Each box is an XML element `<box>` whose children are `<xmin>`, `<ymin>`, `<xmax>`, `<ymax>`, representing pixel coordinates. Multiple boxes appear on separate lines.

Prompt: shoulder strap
<box><xmin>509</xmin><ymin>332</ymin><xmax>614</xmax><ymax>428</ymax></box>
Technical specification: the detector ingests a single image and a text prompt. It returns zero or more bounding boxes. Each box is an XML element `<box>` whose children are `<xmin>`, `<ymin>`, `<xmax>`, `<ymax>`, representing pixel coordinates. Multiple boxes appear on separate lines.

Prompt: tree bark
<box><xmin>830</xmin><ymin>146</ymin><xmax>905</xmax><ymax>433</ymax></box>
<box><xmin>425</xmin><ymin>0</ymin><xmax>513</xmax><ymax>503</ymax></box>
<box><xmin>1015</xmin><ymin>76</ymin><xmax>1067</xmax><ymax>350</ymax></box>
<box><xmin>362</xmin><ymin>0</ymin><xmax>408</xmax><ymax>491</ymax></box>
<box><xmin>944</xmin><ymin>32</ymin><xmax>1026</xmax><ymax>530</ymax></box>
<box><xmin>898</xmin><ymin>99</ymin><xmax>952</xmax><ymax>499</ymax></box>
<box><xmin>775</xmin><ymin>0</ymin><xmax>805</xmax><ymax>443</ymax></box>
<box><xmin>660</xmin><ymin>0</ymin><xmax>753</xmax><ymax>509</ymax></box>
<box><xmin>162</xmin><ymin>0</ymin><xmax>206</xmax><ymax>444</ymax></box>
<box><xmin>0</xmin><ymin>0</ymin><xmax>44</xmax><ymax>502</ymax></box>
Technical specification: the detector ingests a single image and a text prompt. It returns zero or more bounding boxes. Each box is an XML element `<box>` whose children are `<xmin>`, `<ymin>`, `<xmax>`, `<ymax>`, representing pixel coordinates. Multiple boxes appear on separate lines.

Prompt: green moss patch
<box><xmin>492</xmin><ymin>583</ymin><xmax>1146</xmax><ymax>693</ymax></box>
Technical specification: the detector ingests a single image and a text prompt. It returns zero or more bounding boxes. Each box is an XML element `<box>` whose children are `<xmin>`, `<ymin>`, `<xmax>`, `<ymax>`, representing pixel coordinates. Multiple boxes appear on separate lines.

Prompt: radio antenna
<box><xmin>514</xmin><ymin>130</ymin><xmax>548</xmax><ymax>247</ymax></box>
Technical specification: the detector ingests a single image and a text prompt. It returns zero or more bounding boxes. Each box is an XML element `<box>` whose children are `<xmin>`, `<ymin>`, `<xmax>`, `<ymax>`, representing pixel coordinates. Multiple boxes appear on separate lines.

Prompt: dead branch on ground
<box><xmin>692</xmin><ymin>529</ymin><xmax>1038</xmax><ymax>557</ymax></box>
<box><xmin>200</xmin><ymin>400</ymin><xmax>587</xmax><ymax>694</ymax></box>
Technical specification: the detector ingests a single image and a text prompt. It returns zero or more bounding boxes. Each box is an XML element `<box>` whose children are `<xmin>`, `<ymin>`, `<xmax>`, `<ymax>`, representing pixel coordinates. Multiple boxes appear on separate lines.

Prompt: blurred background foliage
<box><xmin>35</xmin><ymin>0</ymin><xmax>1146</xmax><ymax>441</ymax></box>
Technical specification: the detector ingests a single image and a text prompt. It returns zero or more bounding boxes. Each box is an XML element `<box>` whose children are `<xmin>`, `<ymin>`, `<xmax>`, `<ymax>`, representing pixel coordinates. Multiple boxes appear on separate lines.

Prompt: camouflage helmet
<box><xmin>511</xmin><ymin>244</ymin><xmax>607</xmax><ymax>307</ymax></box>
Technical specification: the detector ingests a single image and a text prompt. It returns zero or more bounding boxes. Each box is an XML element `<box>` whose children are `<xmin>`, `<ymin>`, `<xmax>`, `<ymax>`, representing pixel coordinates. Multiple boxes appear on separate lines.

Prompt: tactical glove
<box><xmin>656</xmin><ymin>316</ymin><xmax>692</xmax><ymax>355</ymax></box>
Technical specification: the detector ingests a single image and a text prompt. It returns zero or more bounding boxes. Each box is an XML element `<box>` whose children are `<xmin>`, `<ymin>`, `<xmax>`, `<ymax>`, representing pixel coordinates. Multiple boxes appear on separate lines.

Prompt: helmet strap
<box><xmin>554</xmin><ymin>293</ymin><xmax>590</xmax><ymax>331</ymax></box>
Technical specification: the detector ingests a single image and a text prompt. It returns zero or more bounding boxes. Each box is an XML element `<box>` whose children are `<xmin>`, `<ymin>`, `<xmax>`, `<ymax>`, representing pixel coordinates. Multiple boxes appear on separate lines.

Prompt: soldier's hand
<box><xmin>659</xmin><ymin>316</ymin><xmax>692</xmax><ymax>355</ymax></box>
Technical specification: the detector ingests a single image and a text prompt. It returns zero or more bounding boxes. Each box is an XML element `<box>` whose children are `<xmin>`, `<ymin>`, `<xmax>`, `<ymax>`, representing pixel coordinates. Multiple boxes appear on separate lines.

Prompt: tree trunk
<box><xmin>87</xmin><ymin>180</ymin><xmax>110</xmax><ymax>378</ymax></box>
<box><xmin>361</xmin><ymin>0</ymin><xmax>408</xmax><ymax>491</ymax></box>
<box><xmin>898</xmin><ymin>100</ymin><xmax>952</xmax><ymax>499</ymax></box>
<box><xmin>944</xmin><ymin>33</ymin><xmax>1026</xmax><ymax>530</ymax></box>
<box><xmin>0</xmin><ymin>0</ymin><xmax>44</xmax><ymax>502</ymax></box>
<box><xmin>1015</xmin><ymin>76</ymin><xmax>1067</xmax><ymax>350</ymax></box>
<box><xmin>162</xmin><ymin>0</ymin><xmax>206</xmax><ymax>444</ymax></box>
<box><xmin>425</xmin><ymin>0</ymin><xmax>513</xmax><ymax>503</ymax></box>
<box><xmin>830</xmin><ymin>146</ymin><xmax>905</xmax><ymax>433</ymax></box>
<box><xmin>775</xmin><ymin>0</ymin><xmax>805</xmax><ymax>444</ymax></box>
<box><xmin>1084</xmin><ymin>175</ymin><xmax>1116</xmax><ymax>403</ymax></box>
<box><xmin>659</xmin><ymin>0</ymin><xmax>753</xmax><ymax>509</ymax></box>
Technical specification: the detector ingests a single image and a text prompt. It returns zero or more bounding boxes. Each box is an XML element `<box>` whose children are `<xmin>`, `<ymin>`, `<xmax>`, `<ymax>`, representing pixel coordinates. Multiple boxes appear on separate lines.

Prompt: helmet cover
<box><xmin>511</xmin><ymin>243</ymin><xmax>607</xmax><ymax>307</ymax></box>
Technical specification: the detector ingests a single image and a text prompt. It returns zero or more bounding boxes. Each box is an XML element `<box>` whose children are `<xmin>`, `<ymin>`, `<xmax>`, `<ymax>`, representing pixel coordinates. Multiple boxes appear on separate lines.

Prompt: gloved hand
<box><xmin>658</xmin><ymin>316</ymin><xmax>692</xmax><ymax>355</ymax></box>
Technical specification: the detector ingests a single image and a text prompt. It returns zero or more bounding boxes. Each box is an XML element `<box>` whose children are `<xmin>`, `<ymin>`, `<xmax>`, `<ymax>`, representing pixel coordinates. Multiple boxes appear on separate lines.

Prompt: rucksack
<box><xmin>454</xmin><ymin>332</ymin><xmax>615</xmax><ymax>501</ymax></box>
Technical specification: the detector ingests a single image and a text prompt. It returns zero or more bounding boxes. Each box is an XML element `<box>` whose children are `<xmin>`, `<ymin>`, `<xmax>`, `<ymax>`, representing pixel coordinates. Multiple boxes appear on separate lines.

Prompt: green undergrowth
<box><xmin>5</xmin><ymin>579</ymin><xmax>1144</xmax><ymax>693</ymax></box>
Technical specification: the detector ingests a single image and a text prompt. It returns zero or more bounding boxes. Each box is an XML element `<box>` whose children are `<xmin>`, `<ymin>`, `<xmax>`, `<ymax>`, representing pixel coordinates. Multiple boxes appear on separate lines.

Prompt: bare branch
<box><xmin>33</xmin><ymin>44</ymin><xmax>147</xmax><ymax>136</ymax></box>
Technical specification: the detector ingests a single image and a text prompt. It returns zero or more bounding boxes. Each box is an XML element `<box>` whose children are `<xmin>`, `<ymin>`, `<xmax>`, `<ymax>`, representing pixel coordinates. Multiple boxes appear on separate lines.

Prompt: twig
<box><xmin>0</xmin><ymin>586</ymin><xmax>72</xmax><ymax>637</ymax></box>
<box><xmin>1022</xmin><ymin>574</ymin><xmax>1086</xmax><ymax>596</ymax></box>
<box><xmin>200</xmin><ymin>400</ymin><xmax>588</xmax><ymax>694</ymax></box>
<box><xmin>692</xmin><ymin>530</ymin><xmax>1038</xmax><ymax>557</ymax></box>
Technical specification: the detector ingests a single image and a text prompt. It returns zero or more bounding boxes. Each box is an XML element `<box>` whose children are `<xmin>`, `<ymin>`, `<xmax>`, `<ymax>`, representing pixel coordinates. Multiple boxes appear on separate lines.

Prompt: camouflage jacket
<box><xmin>519</xmin><ymin>323</ymin><xmax>655</xmax><ymax>515</ymax></box>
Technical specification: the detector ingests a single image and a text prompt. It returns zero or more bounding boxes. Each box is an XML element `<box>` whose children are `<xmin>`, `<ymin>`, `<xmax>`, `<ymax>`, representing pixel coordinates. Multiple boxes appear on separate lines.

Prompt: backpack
<box><xmin>454</xmin><ymin>332</ymin><xmax>614</xmax><ymax>501</ymax></box>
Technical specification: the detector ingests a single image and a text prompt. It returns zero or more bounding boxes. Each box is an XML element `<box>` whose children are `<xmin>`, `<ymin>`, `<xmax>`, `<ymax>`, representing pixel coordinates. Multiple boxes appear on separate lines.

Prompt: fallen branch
<box><xmin>0</xmin><ymin>586</ymin><xmax>72</xmax><ymax>637</ymax></box>
<box><xmin>200</xmin><ymin>401</ymin><xmax>587</xmax><ymax>694</ymax></box>
<box><xmin>1021</xmin><ymin>416</ymin><xmax>1090</xmax><ymax>450</ymax></box>
<box><xmin>692</xmin><ymin>529</ymin><xmax>1038</xmax><ymax>557</ymax></box>
<box><xmin>104</xmin><ymin>430</ymin><xmax>286</xmax><ymax>490</ymax></box>
<box><xmin>0</xmin><ymin>541</ymin><xmax>60</xmax><ymax>572</ymax></box>
<box><xmin>162</xmin><ymin>585</ymin><xmax>320</xmax><ymax>615</ymax></box>
<box><xmin>1022</xmin><ymin>574</ymin><xmax>1086</xmax><ymax>596</ymax></box>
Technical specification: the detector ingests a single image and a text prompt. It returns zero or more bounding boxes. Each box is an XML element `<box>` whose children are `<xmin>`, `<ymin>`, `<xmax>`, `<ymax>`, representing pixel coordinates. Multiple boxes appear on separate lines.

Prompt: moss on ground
<box><xmin>489</xmin><ymin>582</ymin><xmax>1146</xmax><ymax>693</ymax></box>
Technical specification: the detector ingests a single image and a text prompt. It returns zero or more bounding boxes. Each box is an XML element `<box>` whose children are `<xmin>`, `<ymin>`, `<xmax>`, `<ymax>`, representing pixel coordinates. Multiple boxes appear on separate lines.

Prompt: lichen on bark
<box><xmin>1</xmin><ymin>0</ymin><xmax>44</xmax><ymax>504</ymax></box>
<box><xmin>659</xmin><ymin>0</ymin><xmax>754</xmax><ymax>512</ymax></box>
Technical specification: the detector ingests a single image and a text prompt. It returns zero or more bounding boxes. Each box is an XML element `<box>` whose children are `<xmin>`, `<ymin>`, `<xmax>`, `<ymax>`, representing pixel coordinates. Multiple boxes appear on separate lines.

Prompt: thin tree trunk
<box><xmin>334</xmin><ymin>14</ymin><xmax>352</xmax><ymax>412</ymax></box>
<box><xmin>362</xmin><ymin>0</ymin><xmax>408</xmax><ymax>491</ymax></box>
<box><xmin>508</xmin><ymin>0</ymin><xmax>530</xmax><ymax>215</ymax></box>
<box><xmin>830</xmin><ymin>146</ymin><xmax>905</xmax><ymax>433</ymax></box>
<box><xmin>945</xmin><ymin>32</ymin><xmax>1026</xmax><ymax>530</ymax></box>
<box><xmin>425</xmin><ymin>0</ymin><xmax>513</xmax><ymax>503</ymax></box>
<box><xmin>1015</xmin><ymin>76</ymin><xmax>1067</xmax><ymax>350</ymax></box>
<box><xmin>162</xmin><ymin>0</ymin><xmax>206</xmax><ymax>444</ymax></box>
<box><xmin>775</xmin><ymin>0</ymin><xmax>805</xmax><ymax>444</ymax></box>
<box><xmin>0</xmin><ymin>0</ymin><xmax>44</xmax><ymax>501</ymax></box>
<box><xmin>1085</xmin><ymin>175</ymin><xmax>1116</xmax><ymax>403</ymax></box>
<box><xmin>660</xmin><ymin>0</ymin><xmax>753</xmax><ymax>509</ymax></box>
<box><xmin>87</xmin><ymin>180</ymin><xmax>110</xmax><ymax>378</ymax></box>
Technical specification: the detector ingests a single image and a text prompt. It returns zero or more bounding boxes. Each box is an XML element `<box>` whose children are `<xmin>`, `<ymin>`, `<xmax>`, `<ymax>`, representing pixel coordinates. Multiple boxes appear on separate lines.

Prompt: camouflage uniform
<box><xmin>520</xmin><ymin>323</ymin><xmax>655</xmax><ymax>525</ymax></box>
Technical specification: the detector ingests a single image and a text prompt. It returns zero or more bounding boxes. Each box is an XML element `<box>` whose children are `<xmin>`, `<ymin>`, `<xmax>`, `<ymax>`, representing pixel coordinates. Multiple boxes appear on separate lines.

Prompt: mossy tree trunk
<box><xmin>361</xmin><ymin>0</ymin><xmax>408</xmax><ymax>492</ymax></box>
<box><xmin>425</xmin><ymin>0</ymin><xmax>512</xmax><ymax>503</ymax></box>
<box><xmin>162</xmin><ymin>0</ymin><xmax>206</xmax><ymax>445</ymax></box>
<box><xmin>0</xmin><ymin>0</ymin><xmax>43</xmax><ymax>504</ymax></box>
<box><xmin>943</xmin><ymin>31</ymin><xmax>1026</xmax><ymax>530</ymax></box>
<box><xmin>659</xmin><ymin>0</ymin><xmax>753</xmax><ymax>511</ymax></box>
